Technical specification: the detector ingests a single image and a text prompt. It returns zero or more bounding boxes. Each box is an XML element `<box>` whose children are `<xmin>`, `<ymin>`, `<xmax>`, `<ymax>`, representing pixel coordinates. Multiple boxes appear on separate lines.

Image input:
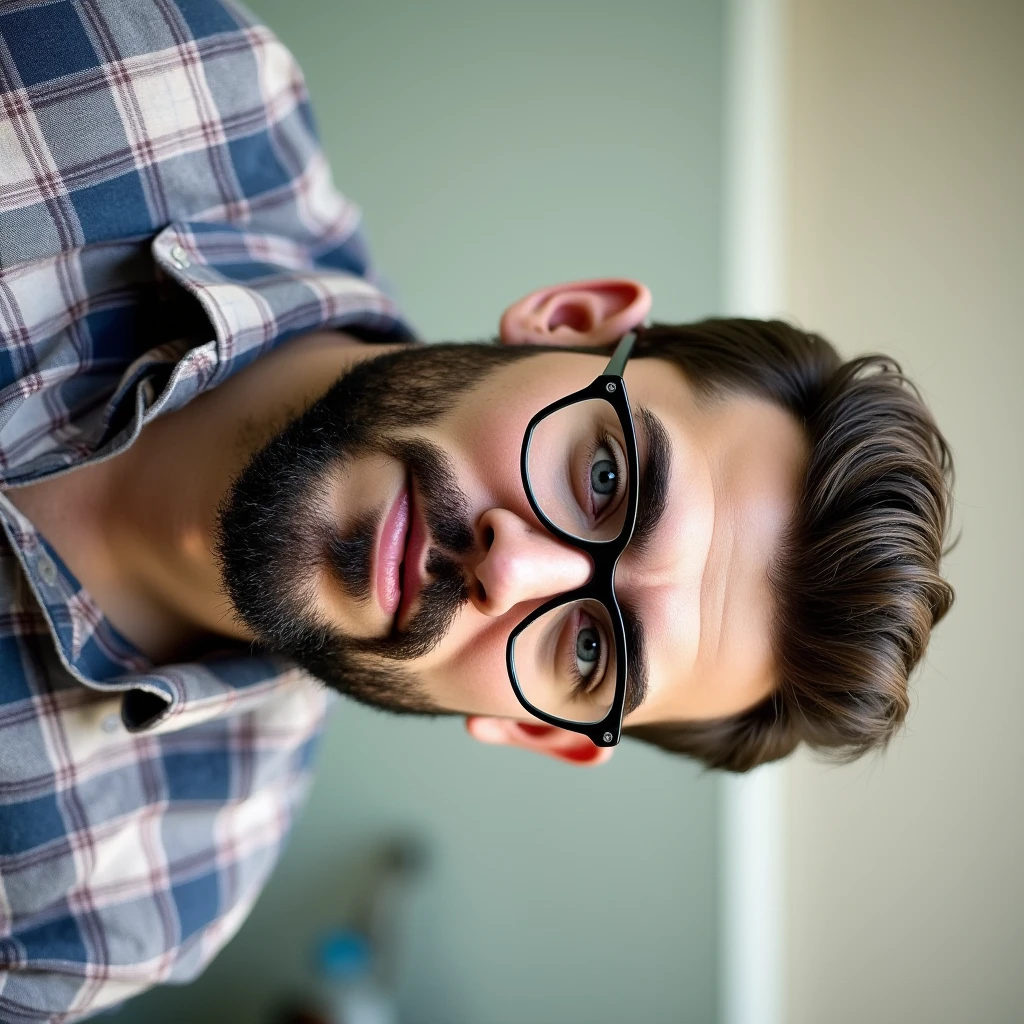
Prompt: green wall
<box><xmin>110</xmin><ymin>2</ymin><xmax>725</xmax><ymax>1021</ymax></box>
<box><xmin>260</xmin><ymin>0</ymin><xmax>724</xmax><ymax>339</ymax></box>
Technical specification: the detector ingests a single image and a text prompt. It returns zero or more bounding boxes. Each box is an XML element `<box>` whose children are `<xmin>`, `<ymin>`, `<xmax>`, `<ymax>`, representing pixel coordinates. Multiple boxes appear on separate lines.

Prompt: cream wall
<box><xmin>782</xmin><ymin>2</ymin><xmax>1024</xmax><ymax>1022</ymax></box>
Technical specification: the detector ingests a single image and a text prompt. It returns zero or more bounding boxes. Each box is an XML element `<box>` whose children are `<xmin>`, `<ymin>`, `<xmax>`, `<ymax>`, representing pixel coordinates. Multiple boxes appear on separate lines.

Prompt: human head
<box><xmin>216</xmin><ymin>280</ymin><xmax>954</xmax><ymax>771</ymax></box>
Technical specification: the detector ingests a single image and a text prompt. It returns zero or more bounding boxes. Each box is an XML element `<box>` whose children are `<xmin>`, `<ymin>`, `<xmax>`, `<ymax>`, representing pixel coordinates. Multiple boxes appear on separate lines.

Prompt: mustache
<box><xmin>353</xmin><ymin>548</ymin><xmax>468</xmax><ymax>661</ymax></box>
<box><xmin>327</xmin><ymin>510</ymin><xmax>377</xmax><ymax>601</ymax></box>
<box><xmin>386</xmin><ymin>437</ymin><xmax>475</xmax><ymax>556</ymax></box>
<box><xmin>326</xmin><ymin>437</ymin><xmax>474</xmax><ymax>660</ymax></box>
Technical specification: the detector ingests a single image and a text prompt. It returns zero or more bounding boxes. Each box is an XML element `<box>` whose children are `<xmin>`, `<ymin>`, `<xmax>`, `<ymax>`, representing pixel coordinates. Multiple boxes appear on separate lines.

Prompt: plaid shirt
<box><xmin>0</xmin><ymin>1</ymin><xmax>412</xmax><ymax>1020</ymax></box>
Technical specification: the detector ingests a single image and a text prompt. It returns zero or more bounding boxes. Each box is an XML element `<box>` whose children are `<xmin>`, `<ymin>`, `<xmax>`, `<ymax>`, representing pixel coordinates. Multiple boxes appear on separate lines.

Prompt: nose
<box><xmin>470</xmin><ymin>508</ymin><xmax>593</xmax><ymax>617</ymax></box>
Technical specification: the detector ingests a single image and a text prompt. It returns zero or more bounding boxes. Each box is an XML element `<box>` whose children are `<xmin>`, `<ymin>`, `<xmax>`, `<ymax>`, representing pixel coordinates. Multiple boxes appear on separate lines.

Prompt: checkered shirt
<box><xmin>0</xmin><ymin>1</ymin><xmax>412</xmax><ymax>1020</ymax></box>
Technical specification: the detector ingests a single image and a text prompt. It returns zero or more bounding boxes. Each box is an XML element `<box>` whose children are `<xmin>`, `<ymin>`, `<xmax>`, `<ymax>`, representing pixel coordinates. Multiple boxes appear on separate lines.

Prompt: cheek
<box><xmin>460</xmin><ymin>406</ymin><xmax>524</xmax><ymax>498</ymax></box>
<box><xmin>418</xmin><ymin>609</ymin><xmax>528</xmax><ymax>717</ymax></box>
<box><xmin>439</xmin><ymin>379</ymin><xmax>544</xmax><ymax>524</ymax></box>
<box><xmin>440</xmin><ymin>353</ymin><xmax>604</xmax><ymax>516</ymax></box>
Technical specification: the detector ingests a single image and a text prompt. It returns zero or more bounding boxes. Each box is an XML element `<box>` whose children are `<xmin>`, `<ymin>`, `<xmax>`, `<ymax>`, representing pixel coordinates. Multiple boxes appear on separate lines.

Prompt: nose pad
<box><xmin>471</xmin><ymin>508</ymin><xmax>593</xmax><ymax>618</ymax></box>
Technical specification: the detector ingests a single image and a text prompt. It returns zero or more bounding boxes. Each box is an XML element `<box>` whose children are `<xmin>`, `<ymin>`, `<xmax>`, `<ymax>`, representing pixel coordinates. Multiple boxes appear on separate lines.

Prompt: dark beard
<box><xmin>214</xmin><ymin>340</ymin><xmax>545</xmax><ymax>715</ymax></box>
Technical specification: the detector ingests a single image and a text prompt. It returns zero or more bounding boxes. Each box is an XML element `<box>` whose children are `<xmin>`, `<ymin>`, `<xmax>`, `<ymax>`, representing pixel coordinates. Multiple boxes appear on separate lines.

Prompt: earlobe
<box><xmin>465</xmin><ymin>716</ymin><xmax>615</xmax><ymax>767</ymax></box>
<box><xmin>499</xmin><ymin>279</ymin><xmax>651</xmax><ymax>349</ymax></box>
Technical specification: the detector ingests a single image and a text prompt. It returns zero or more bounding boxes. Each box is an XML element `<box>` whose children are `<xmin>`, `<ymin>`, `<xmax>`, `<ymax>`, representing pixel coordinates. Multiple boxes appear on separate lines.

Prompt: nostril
<box><xmin>483</xmin><ymin>525</ymin><xmax>494</xmax><ymax>550</ymax></box>
<box><xmin>476</xmin><ymin>581</ymin><xmax>487</xmax><ymax>603</ymax></box>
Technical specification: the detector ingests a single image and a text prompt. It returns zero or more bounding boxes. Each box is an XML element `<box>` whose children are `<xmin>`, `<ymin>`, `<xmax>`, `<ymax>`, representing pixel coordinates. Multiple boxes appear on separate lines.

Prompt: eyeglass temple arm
<box><xmin>603</xmin><ymin>331</ymin><xmax>638</xmax><ymax>378</ymax></box>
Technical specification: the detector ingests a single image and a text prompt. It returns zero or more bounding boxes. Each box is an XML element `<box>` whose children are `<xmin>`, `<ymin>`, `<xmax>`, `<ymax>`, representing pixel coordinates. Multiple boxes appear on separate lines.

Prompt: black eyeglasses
<box><xmin>506</xmin><ymin>332</ymin><xmax>639</xmax><ymax>747</ymax></box>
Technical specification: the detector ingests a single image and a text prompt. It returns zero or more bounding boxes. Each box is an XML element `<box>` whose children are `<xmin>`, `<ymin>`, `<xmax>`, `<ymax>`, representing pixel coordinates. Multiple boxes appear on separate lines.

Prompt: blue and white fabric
<box><xmin>0</xmin><ymin>1</ymin><xmax>411</xmax><ymax>1018</ymax></box>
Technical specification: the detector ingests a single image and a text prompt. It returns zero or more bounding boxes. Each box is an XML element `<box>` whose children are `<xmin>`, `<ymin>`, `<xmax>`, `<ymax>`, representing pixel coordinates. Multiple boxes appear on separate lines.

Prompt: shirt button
<box><xmin>102</xmin><ymin>713</ymin><xmax>121</xmax><ymax>734</ymax></box>
<box><xmin>170</xmin><ymin>244</ymin><xmax>191</xmax><ymax>269</ymax></box>
<box><xmin>38</xmin><ymin>556</ymin><xmax>57</xmax><ymax>586</ymax></box>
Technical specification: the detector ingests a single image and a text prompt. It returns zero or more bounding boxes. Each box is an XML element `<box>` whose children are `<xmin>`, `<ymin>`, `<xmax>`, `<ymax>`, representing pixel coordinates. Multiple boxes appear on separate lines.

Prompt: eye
<box><xmin>575</xmin><ymin>623</ymin><xmax>602</xmax><ymax>679</ymax></box>
<box><xmin>587</xmin><ymin>438</ymin><xmax>624</xmax><ymax>518</ymax></box>
<box><xmin>590</xmin><ymin>446</ymin><xmax>618</xmax><ymax>496</ymax></box>
<box><xmin>565</xmin><ymin>607</ymin><xmax>610</xmax><ymax>697</ymax></box>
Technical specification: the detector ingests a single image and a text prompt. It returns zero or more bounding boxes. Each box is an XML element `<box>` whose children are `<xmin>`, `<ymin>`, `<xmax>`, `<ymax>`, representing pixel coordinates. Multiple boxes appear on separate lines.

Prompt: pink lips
<box><xmin>376</xmin><ymin>477</ymin><xmax>428</xmax><ymax>628</ymax></box>
<box><xmin>396</xmin><ymin>480</ymin><xmax>427</xmax><ymax>628</ymax></box>
<box><xmin>376</xmin><ymin>486</ymin><xmax>410</xmax><ymax>617</ymax></box>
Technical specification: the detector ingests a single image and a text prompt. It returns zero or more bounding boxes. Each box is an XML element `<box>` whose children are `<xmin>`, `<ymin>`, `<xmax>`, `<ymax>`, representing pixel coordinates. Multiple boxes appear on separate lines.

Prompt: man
<box><xmin>0</xmin><ymin>0</ymin><xmax>954</xmax><ymax>1019</ymax></box>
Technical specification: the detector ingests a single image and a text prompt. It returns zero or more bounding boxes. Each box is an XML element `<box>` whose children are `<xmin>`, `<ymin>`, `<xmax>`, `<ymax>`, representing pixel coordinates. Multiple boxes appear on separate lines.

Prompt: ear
<box><xmin>465</xmin><ymin>716</ymin><xmax>615</xmax><ymax>767</ymax></box>
<box><xmin>499</xmin><ymin>279</ymin><xmax>652</xmax><ymax>348</ymax></box>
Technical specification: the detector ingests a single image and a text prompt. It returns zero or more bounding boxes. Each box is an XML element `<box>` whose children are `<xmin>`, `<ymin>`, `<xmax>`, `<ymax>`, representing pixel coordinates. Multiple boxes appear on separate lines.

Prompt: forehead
<box><xmin>618</xmin><ymin>353</ymin><xmax>808</xmax><ymax>723</ymax></box>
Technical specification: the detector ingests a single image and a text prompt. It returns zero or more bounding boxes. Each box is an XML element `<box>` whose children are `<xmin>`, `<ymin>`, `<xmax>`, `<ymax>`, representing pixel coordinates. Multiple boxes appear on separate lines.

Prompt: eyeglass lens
<box><xmin>512</xmin><ymin>398</ymin><xmax>630</xmax><ymax>723</ymax></box>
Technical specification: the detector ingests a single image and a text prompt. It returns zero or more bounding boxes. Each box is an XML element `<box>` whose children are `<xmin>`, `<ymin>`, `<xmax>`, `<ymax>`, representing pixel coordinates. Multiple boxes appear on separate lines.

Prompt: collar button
<box><xmin>38</xmin><ymin>556</ymin><xmax>57</xmax><ymax>586</ymax></box>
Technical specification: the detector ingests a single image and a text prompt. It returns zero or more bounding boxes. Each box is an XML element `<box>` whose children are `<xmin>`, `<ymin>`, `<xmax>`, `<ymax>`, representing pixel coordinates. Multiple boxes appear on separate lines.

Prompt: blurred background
<box><xmin>106</xmin><ymin>1</ymin><xmax>1022</xmax><ymax>1022</ymax></box>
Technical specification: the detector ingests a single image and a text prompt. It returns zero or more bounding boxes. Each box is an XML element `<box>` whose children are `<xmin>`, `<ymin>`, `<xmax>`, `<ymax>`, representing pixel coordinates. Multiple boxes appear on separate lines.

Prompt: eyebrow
<box><xmin>621</xmin><ymin>602</ymin><xmax>649</xmax><ymax>716</ymax></box>
<box><xmin>618</xmin><ymin>406</ymin><xmax>672</xmax><ymax>715</ymax></box>
<box><xmin>630</xmin><ymin>407</ymin><xmax>672</xmax><ymax>554</ymax></box>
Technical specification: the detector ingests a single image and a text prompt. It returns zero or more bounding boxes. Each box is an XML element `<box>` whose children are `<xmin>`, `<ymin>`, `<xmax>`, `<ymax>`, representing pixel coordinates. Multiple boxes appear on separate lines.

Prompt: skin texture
<box><xmin>7</xmin><ymin>279</ymin><xmax>807</xmax><ymax>767</ymax></box>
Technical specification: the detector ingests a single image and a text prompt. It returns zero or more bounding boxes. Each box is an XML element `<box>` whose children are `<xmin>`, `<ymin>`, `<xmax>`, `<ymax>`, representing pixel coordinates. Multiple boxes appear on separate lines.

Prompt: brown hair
<box><xmin>623</xmin><ymin>320</ymin><xmax>955</xmax><ymax>772</ymax></box>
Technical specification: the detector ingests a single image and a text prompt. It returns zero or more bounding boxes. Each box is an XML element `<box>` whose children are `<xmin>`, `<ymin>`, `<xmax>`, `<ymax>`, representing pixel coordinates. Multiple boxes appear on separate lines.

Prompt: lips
<box><xmin>375</xmin><ymin>484</ymin><xmax>410</xmax><ymax>618</ymax></box>
<box><xmin>396</xmin><ymin>477</ymin><xmax>427</xmax><ymax>629</ymax></box>
<box><xmin>375</xmin><ymin>474</ymin><xmax>428</xmax><ymax>628</ymax></box>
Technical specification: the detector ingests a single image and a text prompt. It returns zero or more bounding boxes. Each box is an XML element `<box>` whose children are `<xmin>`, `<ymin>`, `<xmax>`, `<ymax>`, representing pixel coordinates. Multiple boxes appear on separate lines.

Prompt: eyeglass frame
<box><xmin>505</xmin><ymin>330</ymin><xmax>641</xmax><ymax>748</ymax></box>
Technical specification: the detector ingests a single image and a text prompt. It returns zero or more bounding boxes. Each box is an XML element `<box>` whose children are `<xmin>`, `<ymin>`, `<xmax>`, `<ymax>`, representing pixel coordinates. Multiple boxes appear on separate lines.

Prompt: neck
<box><xmin>104</xmin><ymin>412</ymin><xmax>248</xmax><ymax>645</ymax></box>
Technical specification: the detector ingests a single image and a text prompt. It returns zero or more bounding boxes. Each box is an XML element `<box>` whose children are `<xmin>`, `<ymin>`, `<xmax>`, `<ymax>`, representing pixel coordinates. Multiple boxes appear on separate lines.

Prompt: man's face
<box><xmin>217</xmin><ymin>332</ymin><xmax>807</xmax><ymax>749</ymax></box>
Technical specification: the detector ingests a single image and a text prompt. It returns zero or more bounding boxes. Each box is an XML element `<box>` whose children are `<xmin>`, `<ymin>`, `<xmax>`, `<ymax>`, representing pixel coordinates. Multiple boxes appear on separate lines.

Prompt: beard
<box><xmin>214</xmin><ymin>340</ymin><xmax>544</xmax><ymax>716</ymax></box>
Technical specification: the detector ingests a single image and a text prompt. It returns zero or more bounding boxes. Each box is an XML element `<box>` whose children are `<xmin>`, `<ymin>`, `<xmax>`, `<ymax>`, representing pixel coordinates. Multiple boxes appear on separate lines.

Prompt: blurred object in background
<box><xmin>269</xmin><ymin>838</ymin><xmax>427</xmax><ymax>1024</ymax></box>
<box><xmin>351</xmin><ymin>837</ymin><xmax>429</xmax><ymax>993</ymax></box>
<box><xmin>271</xmin><ymin>1006</ymin><xmax>331</xmax><ymax>1024</ymax></box>
<box><xmin>315</xmin><ymin>930</ymin><xmax>393</xmax><ymax>1024</ymax></box>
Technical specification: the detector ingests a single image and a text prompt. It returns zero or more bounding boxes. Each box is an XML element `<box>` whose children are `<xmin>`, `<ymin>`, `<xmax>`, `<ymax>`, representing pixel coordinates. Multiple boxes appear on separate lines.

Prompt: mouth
<box><xmin>375</xmin><ymin>472</ymin><xmax>428</xmax><ymax>630</ymax></box>
<box><xmin>396</xmin><ymin>475</ymin><xmax>428</xmax><ymax>630</ymax></box>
